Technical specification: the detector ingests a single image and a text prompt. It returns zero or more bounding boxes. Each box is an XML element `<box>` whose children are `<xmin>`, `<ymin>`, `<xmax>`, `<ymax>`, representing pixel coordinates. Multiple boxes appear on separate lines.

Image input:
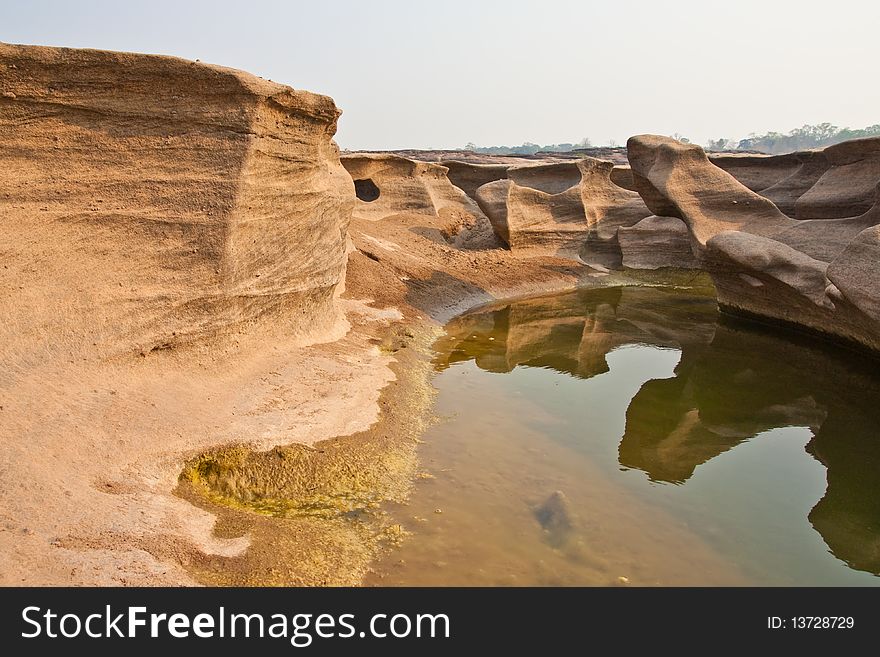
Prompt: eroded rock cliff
<box><xmin>0</xmin><ymin>42</ymin><xmax>354</xmax><ymax>360</ymax></box>
<box><xmin>0</xmin><ymin>43</ymin><xmax>366</xmax><ymax>587</ymax></box>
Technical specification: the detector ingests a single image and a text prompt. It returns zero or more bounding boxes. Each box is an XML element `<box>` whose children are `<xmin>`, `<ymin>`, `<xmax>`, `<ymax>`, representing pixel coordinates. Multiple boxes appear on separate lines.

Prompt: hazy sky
<box><xmin>2</xmin><ymin>0</ymin><xmax>878</xmax><ymax>149</ymax></box>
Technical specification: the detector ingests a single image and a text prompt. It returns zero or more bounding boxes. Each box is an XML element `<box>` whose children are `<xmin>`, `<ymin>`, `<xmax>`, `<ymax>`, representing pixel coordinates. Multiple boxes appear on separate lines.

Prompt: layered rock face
<box><xmin>0</xmin><ymin>43</ymin><xmax>353</xmax><ymax>358</ymax></box>
<box><xmin>628</xmin><ymin>134</ymin><xmax>880</xmax><ymax>353</ymax></box>
<box><xmin>474</xmin><ymin>158</ymin><xmax>651</xmax><ymax>266</ymax></box>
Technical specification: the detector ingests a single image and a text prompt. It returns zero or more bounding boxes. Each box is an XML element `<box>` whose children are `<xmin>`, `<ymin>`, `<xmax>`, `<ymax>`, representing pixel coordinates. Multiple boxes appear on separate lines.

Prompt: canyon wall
<box><xmin>0</xmin><ymin>43</ymin><xmax>354</xmax><ymax>362</ymax></box>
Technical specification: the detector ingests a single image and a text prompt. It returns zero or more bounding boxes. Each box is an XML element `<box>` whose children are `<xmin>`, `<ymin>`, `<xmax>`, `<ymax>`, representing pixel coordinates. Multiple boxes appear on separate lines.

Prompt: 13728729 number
<box><xmin>768</xmin><ymin>616</ymin><xmax>855</xmax><ymax>629</ymax></box>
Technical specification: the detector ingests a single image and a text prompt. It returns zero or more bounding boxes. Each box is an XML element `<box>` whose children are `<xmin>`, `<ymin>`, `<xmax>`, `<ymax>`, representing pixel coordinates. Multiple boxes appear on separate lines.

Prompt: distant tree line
<box><xmin>707</xmin><ymin>123</ymin><xmax>880</xmax><ymax>154</ymax></box>
<box><xmin>464</xmin><ymin>137</ymin><xmax>592</xmax><ymax>155</ymax></box>
<box><xmin>463</xmin><ymin>124</ymin><xmax>880</xmax><ymax>156</ymax></box>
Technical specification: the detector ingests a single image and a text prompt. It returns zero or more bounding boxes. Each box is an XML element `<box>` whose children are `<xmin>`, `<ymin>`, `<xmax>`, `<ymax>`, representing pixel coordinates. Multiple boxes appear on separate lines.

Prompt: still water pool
<box><xmin>366</xmin><ymin>286</ymin><xmax>880</xmax><ymax>586</ymax></box>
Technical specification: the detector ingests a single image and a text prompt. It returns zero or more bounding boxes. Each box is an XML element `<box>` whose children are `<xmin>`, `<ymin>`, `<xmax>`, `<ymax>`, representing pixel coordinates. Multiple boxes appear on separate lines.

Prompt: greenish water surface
<box><xmin>366</xmin><ymin>286</ymin><xmax>880</xmax><ymax>586</ymax></box>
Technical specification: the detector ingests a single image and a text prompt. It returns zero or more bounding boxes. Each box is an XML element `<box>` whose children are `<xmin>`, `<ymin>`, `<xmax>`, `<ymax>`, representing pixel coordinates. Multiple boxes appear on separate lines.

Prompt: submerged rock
<box><xmin>535</xmin><ymin>490</ymin><xmax>576</xmax><ymax>547</ymax></box>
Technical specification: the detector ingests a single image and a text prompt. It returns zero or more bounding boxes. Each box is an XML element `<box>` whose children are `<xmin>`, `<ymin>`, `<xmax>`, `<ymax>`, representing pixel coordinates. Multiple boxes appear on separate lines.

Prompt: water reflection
<box><xmin>432</xmin><ymin>287</ymin><xmax>880</xmax><ymax>577</ymax></box>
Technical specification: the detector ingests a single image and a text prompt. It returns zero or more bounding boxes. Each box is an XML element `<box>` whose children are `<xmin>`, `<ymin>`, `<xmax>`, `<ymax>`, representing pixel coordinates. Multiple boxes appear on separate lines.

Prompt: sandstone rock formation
<box><xmin>0</xmin><ymin>42</ymin><xmax>353</xmax><ymax>358</ymax></box>
<box><xmin>759</xmin><ymin>150</ymin><xmax>829</xmax><ymax>217</ymax></box>
<box><xmin>502</xmin><ymin>161</ymin><xmax>588</xmax><ymax>257</ymax></box>
<box><xmin>610</xmin><ymin>165</ymin><xmax>639</xmax><ymax>192</ymax></box>
<box><xmin>0</xmin><ymin>42</ymin><xmax>384</xmax><ymax>587</ymax></box>
<box><xmin>474</xmin><ymin>158</ymin><xmax>651</xmax><ymax>266</ymax></box>
<box><xmin>0</xmin><ymin>43</ymin><xmax>600</xmax><ymax>588</ymax></box>
<box><xmin>708</xmin><ymin>139</ymin><xmax>880</xmax><ymax>221</ymax></box>
<box><xmin>340</xmin><ymin>153</ymin><xmax>497</xmax><ymax>249</ymax></box>
<box><xmin>474</xmin><ymin>179</ymin><xmax>512</xmax><ymax>244</ymax></box>
<box><xmin>709</xmin><ymin>152</ymin><xmax>800</xmax><ymax>192</ymax></box>
<box><xmin>617</xmin><ymin>215</ymin><xmax>699</xmax><ymax>269</ymax></box>
<box><xmin>627</xmin><ymin>134</ymin><xmax>880</xmax><ymax>353</ymax></box>
<box><xmin>627</xmin><ymin>134</ymin><xmax>795</xmax><ymax>247</ymax></box>
<box><xmin>794</xmin><ymin>137</ymin><xmax>880</xmax><ymax>219</ymax></box>
<box><xmin>341</xmin><ymin>153</ymin><xmax>484</xmax><ymax>222</ymax></box>
<box><xmin>440</xmin><ymin>160</ymin><xmax>509</xmax><ymax>200</ymax></box>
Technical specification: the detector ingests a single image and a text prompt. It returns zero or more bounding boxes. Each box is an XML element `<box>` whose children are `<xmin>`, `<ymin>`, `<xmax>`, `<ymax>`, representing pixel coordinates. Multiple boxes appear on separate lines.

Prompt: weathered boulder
<box><xmin>0</xmin><ymin>42</ymin><xmax>353</xmax><ymax>358</ymax></box>
<box><xmin>702</xmin><ymin>203</ymin><xmax>880</xmax><ymax>352</ymax></box>
<box><xmin>534</xmin><ymin>490</ymin><xmax>576</xmax><ymax>547</ymax></box>
<box><xmin>627</xmin><ymin>135</ymin><xmax>794</xmax><ymax>249</ymax></box>
<box><xmin>627</xmin><ymin>134</ymin><xmax>880</xmax><ymax>353</ymax></box>
<box><xmin>441</xmin><ymin>160</ymin><xmax>509</xmax><ymax>201</ymax></box>
<box><xmin>618</xmin><ymin>215</ymin><xmax>699</xmax><ymax>269</ymax></box>
<box><xmin>574</xmin><ymin>159</ymin><xmax>654</xmax><ymax>267</ymax></box>
<box><xmin>474</xmin><ymin>179</ymin><xmax>512</xmax><ymax>244</ymax></box>
<box><xmin>795</xmin><ymin>137</ymin><xmax>880</xmax><ymax>219</ymax></box>
<box><xmin>503</xmin><ymin>162</ymin><xmax>590</xmax><ymax>257</ymax></box>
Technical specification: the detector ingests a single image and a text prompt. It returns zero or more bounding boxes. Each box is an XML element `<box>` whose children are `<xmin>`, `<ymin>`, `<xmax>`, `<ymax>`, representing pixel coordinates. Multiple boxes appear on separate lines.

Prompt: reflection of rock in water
<box><xmin>625</xmin><ymin>319</ymin><xmax>880</xmax><ymax>577</ymax></box>
<box><xmin>434</xmin><ymin>286</ymin><xmax>718</xmax><ymax>379</ymax></box>
<box><xmin>808</xmin><ymin>403</ymin><xmax>880</xmax><ymax>575</ymax></box>
<box><xmin>535</xmin><ymin>490</ymin><xmax>576</xmax><ymax>548</ymax></box>
<box><xmin>433</xmin><ymin>286</ymin><xmax>880</xmax><ymax>576</ymax></box>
